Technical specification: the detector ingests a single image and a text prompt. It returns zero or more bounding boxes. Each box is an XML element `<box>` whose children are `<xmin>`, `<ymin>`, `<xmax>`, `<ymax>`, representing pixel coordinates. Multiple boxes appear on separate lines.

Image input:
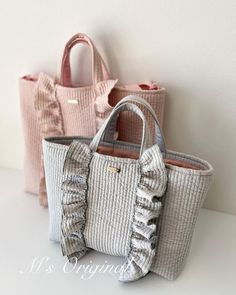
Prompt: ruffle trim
<box><xmin>34</xmin><ymin>73</ymin><xmax>65</xmax><ymax>207</ymax></box>
<box><xmin>94</xmin><ymin>79</ymin><xmax>118</xmax><ymax>131</ymax></box>
<box><xmin>34</xmin><ymin>73</ymin><xmax>64</xmax><ymax>138</ymax></box>
<box><xmin>61</xmin><ymin>141</ymin><xmax>91</xmax><ymax>260</ymax></box>
<box><xmin>60</xmin><ymin>142</ymin><xmax>167</xmax><ymax>282</ymax></box>
<box><xmin>119</xmin><ymin>145</ymin><xmax>167</xmax><ymax>282</ymax></box>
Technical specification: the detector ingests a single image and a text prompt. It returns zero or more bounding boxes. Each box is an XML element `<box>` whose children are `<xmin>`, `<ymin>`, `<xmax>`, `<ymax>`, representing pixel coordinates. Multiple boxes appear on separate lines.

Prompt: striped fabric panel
<box><xmin>84</xmin><ymin>154</ymin><xmax>140</xmax><ymax>256</ymax></box>
<box><xmin>151</xmin><ymin>161</ymin><xmax>213</xmax><ymax>280</ymax></box>
<box><xmin>20</xmin><ymin>73</ymin><xmax>117</xmax><ymax>206</ymax></box>
<box><xmin>56</xmin><ymin>79</ymin><xmax>117</xmax><ymax>136</ymax></box>
<box><xmin>109</xmin><ymin>88</ymin><xmax>165</xmax><ymax>144</ymax></box>
<box><xmin>43</xmin><ymin>137</ymin><xmax>213</xmax><ymax>281</ymax></box>
<box><xmin>19</xmin><ymin>77</ymin><xmax>41</xmax><ymax>194</ymax></box>
<box><xmin>43</xmin><ymin>141</ymin><xmax>68</xmax><ymax>241</ymax></box>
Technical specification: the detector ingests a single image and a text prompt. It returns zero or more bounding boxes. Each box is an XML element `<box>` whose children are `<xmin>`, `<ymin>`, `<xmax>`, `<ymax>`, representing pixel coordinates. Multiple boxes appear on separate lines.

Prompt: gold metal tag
<box><xmin>68</xmin><ymin>99</ymin><xmax>78</xmax><ymax>104</ymax></box>
<box><xmin>107</xmin><ymin>166</ymin><xmax>120</xmax><ymax>173</ymax></box>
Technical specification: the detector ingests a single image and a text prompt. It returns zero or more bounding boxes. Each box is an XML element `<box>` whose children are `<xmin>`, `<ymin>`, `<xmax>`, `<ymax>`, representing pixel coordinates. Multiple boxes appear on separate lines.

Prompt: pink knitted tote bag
<box><xmin>19</xmin><ymin>33</ymin><xmax>117</xmax><ymax>206</ymax></box>
<box><xmin>19</xmin><ymin>33</ymin><xmax>166</xmax><ymax>207</ymax></box>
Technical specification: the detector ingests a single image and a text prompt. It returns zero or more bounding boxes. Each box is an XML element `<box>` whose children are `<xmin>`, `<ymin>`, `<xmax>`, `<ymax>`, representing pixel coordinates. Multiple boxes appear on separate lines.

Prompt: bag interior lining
<box><xmin>45</xmin><ymin>137</ymin><xmax>206</xmax><ymax>171</ymax></box>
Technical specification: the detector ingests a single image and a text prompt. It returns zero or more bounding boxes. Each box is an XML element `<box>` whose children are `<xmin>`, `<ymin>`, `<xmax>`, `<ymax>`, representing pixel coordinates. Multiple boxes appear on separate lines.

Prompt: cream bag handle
<box><xmin>102</xmin><ymin>95</ymin><xmax>166</xmax><ymax>153</ymax></box>
<box><xmin>89</xmin><ymin>96</ymin><xmax>166</xmax><ymax>156</ymax></box>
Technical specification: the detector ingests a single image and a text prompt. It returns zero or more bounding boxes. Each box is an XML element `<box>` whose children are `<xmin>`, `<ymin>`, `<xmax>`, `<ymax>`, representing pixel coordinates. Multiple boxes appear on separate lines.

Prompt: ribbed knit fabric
<box><xmin>34</xmin><ymin>74</ymin><xmax>64</xmax><ymax>207</ymax></box>
<box><xmin>43</xmin><ymin>137</ymin><xmax>141</xmax><ymax>242</ymax></box>
<box><xmin>61</xmin><ymin>138</ymin><xmax>166</xmax><ymax>282</ymax></box>
<box><xmin>61</xmin><ymin>142</ymin><xmax>91</xmax><ymax>260</ymax></box>
<box><xmin>19</xmin><ymin>33</ymin><xmax>166</xmax><ymax>208</ymax></box>
<box><xmin>55</xmin><ymin>78</ymin><xmax>118</xmax><ymax>135</ymax></box>
<box><xmin>109</xmin><ymin>87</ymin><xmax>166</xmax><ymax>143</ymax></box>
<box><xmin>43</xmin><ymin>136</ymin><xmax>213</xmax><ymax>280</ymax></box>
<box><xmin>20</xmin><ymin>75</ymin><xmax>165</xmax><ymax>206</ymax></box>
<box><xmin>19</xmin><ymin>76</ymin><xmax>41</xmax><ymax>194</ymax></box>
<box><xmin>33</xmin><ymin>73</ymin><xmax>117</xmax><ymax>206</ymax></box>
<box><xmin>42</xmin><ymin>141</ymin><xmax>67</xmax><ymax>241</ymax></box>
<box><xmin>84</xmin><ymin>153</ymin><xmax>139</xmax><ymax>256</ymax></box>
<box><xmin>150</xmin><ymin>151</ymin><xmax>213</xmax><ymax>280</ymax></box>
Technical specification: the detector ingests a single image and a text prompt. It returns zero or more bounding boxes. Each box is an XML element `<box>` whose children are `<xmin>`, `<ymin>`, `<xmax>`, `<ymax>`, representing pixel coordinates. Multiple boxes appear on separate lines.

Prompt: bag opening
<box><xmin>44</xmin><ymin>137</ymin><xmax>207</xmax><ymax>171</ymax></box>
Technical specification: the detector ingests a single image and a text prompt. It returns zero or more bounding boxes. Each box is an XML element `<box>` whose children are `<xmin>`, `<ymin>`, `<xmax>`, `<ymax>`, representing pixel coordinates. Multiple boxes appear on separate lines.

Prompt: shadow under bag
<box><xmin>43</xmin><ymin>96</ymin><xmax>213</xmax><ymax>281</ymax></box>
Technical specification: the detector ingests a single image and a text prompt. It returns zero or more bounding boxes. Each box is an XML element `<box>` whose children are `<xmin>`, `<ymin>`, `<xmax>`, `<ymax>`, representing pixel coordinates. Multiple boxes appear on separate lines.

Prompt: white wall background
<box><xmin>0</xmin><ymin>0</ymin><xmax>235</xmax><ymax>214</ymax></box>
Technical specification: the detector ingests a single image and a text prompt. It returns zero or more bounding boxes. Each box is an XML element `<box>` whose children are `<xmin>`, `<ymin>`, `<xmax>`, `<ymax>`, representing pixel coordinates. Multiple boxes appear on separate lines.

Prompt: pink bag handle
<box><xmin>60</xmin><ymin>33</ymin><xmax>109</xmax><ymax>86</ymax></box>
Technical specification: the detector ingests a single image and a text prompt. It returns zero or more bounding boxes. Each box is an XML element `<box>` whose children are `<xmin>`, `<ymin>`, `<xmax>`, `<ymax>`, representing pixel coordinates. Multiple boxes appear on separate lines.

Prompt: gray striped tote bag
<box><xmin>43</xmin><ymin>96</ymin><xmax>213</xmax><ymax>281</ymax></box>
<box><xmin>60</xmin><ymin>100</ymin><xmax>167</xmax><ymax>282</ymax></box>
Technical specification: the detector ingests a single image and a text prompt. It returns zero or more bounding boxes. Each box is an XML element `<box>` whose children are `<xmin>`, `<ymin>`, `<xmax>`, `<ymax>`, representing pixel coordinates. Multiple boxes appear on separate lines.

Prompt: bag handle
<box><xmin>60</xmin><ymin>33</ymin><xmax>109</xmax><ymax>86</ymax></box>
<box><xmin>103</xmin><ymin>95</ymin><xmax>166</xmax><ymax>153</ymax></box>
<box><xmin>89</xmin><ymin>102</ymin><xmax>153</xmax><ymax>156</ymax></box>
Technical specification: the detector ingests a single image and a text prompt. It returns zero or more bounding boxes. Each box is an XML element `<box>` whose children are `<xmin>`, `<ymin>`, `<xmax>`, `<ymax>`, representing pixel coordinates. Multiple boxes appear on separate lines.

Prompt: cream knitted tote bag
<box><xmin>61</xmin><ymin>99</ymin><xmax>167</xmax><ymax>282</ymax></box>
<box><xmin>43</xmin><ymin>96</ymin><xmax>213</xmax><ymax>281</ymax></box>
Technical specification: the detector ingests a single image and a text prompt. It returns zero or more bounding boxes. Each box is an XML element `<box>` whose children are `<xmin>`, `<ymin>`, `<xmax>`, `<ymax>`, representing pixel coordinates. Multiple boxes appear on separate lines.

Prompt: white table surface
<box><xmin>0</xmin><ymin>167</ymin><xmax>235</xmax><ymax>295</ymax></box>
